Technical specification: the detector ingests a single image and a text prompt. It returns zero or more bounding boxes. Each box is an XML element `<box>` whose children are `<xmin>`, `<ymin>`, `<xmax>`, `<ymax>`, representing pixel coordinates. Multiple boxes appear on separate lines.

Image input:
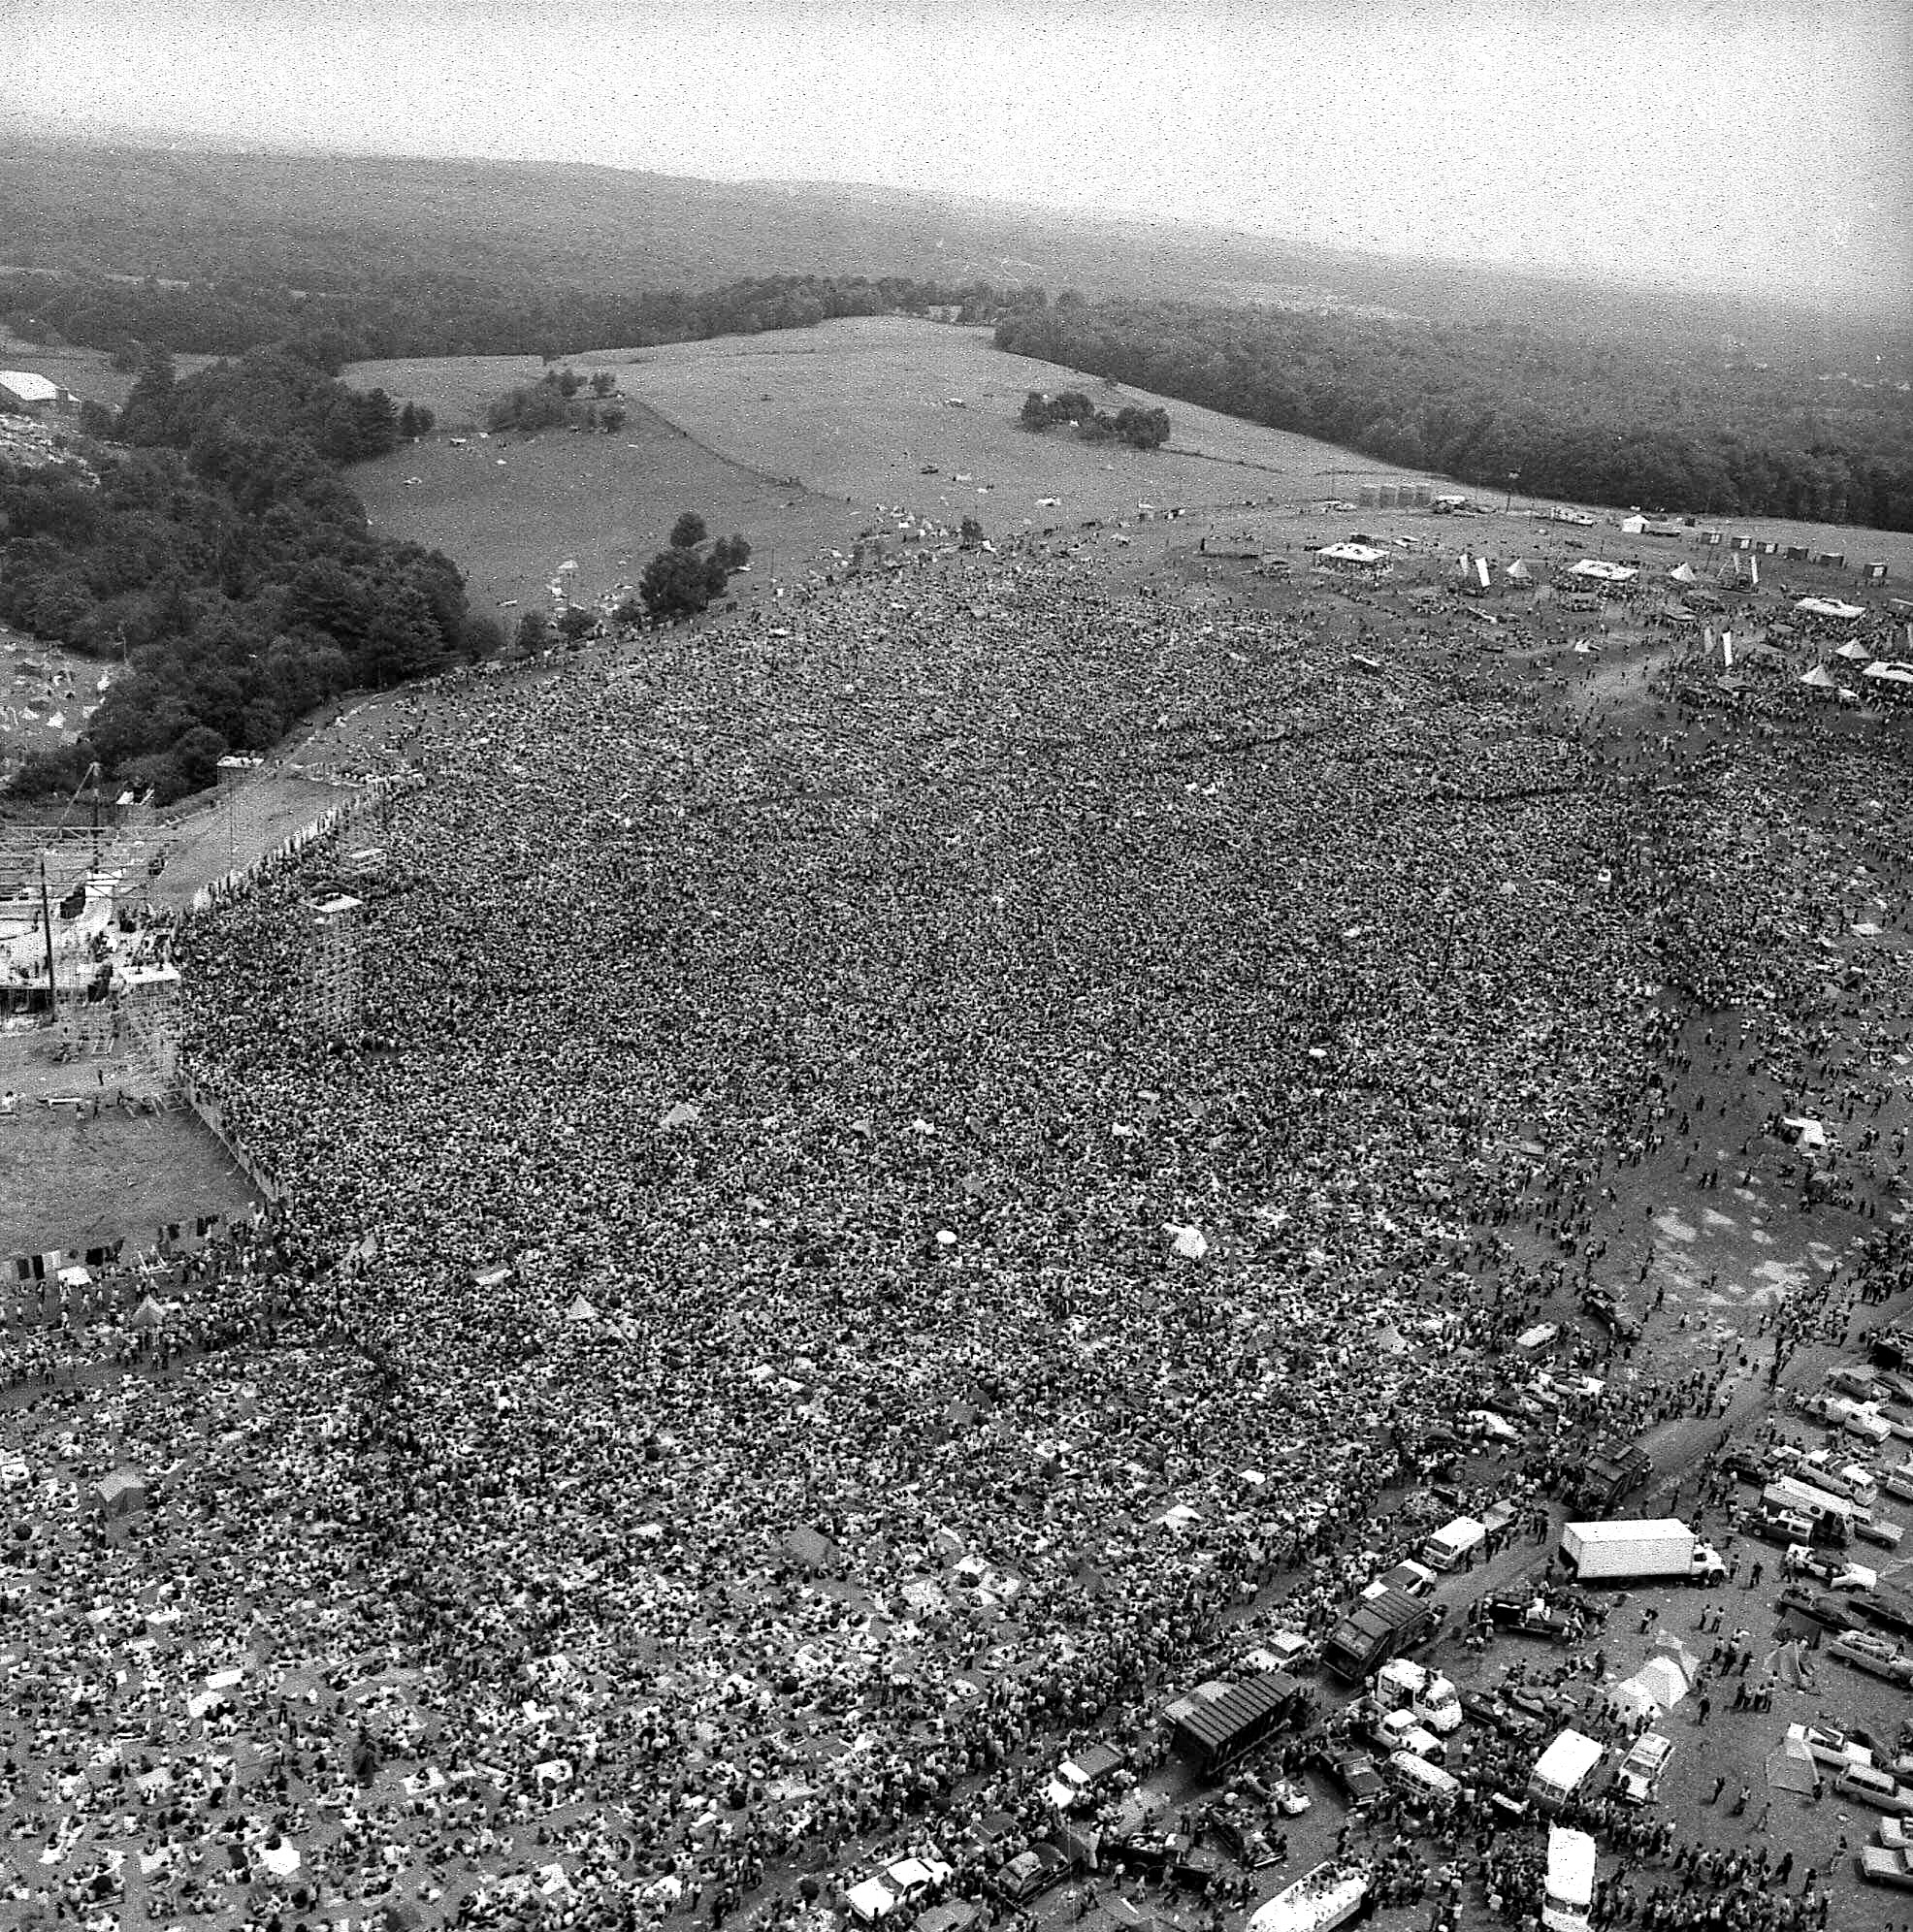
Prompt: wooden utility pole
<box><xmin>38</xmin><ymin>856</ymin><xmax>58</xmax><ymax>1017</ymax></box>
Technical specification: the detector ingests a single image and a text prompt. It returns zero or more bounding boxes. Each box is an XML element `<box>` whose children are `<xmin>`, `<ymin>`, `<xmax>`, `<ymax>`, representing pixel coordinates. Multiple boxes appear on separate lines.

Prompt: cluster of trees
<box><xmin>633</xmin><ymin>513</ymin><xmax>751</xmax><ymax>623</ymax></box>
<box><xmin>1019</xmin><ymin>390</ymin><xmax>1170</xmax><ymax>449</ymax></box>
<box><xmin>996</xmin><ymin>303</ymin><xmax>1913</xmax><ymax>531</ymax></box>
<box><xmin>486</xmin><ymin>368</ymin><xmax>626</xmax><ymax>435</ymax></box>
<box><xmin>0</xmin><ymin>270</ymin><xmax>1048</xmax><ymax>368</ymax></box>
<box><xmin>4</xmin><ymin>340</ymin><xmax>490</xmax><ymax>802</ymax></box>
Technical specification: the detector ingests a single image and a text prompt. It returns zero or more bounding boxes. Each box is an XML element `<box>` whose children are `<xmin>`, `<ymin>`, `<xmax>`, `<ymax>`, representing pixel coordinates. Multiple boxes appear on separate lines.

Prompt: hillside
<box><xmin>2</xmin><ymin>138</ymin><xmax>1901</xmax><ymax>363</ymax></box>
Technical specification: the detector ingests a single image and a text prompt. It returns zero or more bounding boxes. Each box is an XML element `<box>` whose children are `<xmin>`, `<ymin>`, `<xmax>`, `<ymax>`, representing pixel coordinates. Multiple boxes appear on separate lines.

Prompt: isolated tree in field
<box><xmin>641</xmin><ymin>545</ymin><xmax>717</xmax><ymax>621</ymax></box>
<box><xmin>557</xmin><ymin>606</ymin><xmax>598</xmax><ymax>641</ymax></box>
<box><xmin>590</xmin><ymin>371</ymin><xmax>616</xmax><ymax>397</ymax></box>
<box><xmin>514</xmin><ymin>610</ymin><xmax>552</xmax><ymax>655</ymax></box>
<box><xmin>1020</xmin><ymin>391</ymin><xmax>1052</xmax><ymax>431</ymax></box>
<box><xmin>600</xmin><ymin>403</ymin><xmax>627</xmax><ymax>432</ymax></box>
<box><xmin>959</xmin><ymin>516</ymin><xmax>984</xmax><ymax>547</ymax></box>
<box><xmin>670</xmin><ymin>511</ymin><xmax>708</xmax><ymax>550</ymax></box>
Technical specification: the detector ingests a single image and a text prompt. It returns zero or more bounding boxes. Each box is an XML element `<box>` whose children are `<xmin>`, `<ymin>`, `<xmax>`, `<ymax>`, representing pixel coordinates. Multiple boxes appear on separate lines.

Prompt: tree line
<box><xmin>3</xmin><ymin>341</ymin><xmax>491</xmax><ymax>803</ymax></box>
<box><xmin>995</xmin><ymin>302</ymin><xmax>1913</xmax><ymax>532</ymax></box>
<box><xmin>1</xmin><ymin>270</ymin><xmax>1046</xmax><ymax>367</ymax></box>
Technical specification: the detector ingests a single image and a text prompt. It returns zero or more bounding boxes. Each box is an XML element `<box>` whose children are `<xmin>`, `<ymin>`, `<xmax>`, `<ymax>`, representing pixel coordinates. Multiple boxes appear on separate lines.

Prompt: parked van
<box><xmin>1385</xmin><ymin>1750</ymin><xmax>1460</xmax><ymax>1803</ymax></box>
<box><xmin>1763</xmin><ymin>1477</ymin><xmax>1855</xmax><ymax>1542</ymax></box>
<box><xmin>1880</xmin><ymin>1463</ymin><xmax>1913</xmax><ymax>1503</ymax></box>
<box><xmin>1528</xmin><ymin>1729</ymin><xmax>1605</xmax><ymax>1813</ymax></box>
<box><xmin>1615</xmin><ymin>1732</ymin><xmax>1673</xmax><ymax>1806</ymax></box>
<box><xmin>1420</xmin><ymin>1516</ymin><xmax>1487</xmax><ymax>1572</ymax></box>
<box><xmin>1798</xmin><ymin>1454</ymin><xmax>1880</xmax><ymax>1513</ymax></box>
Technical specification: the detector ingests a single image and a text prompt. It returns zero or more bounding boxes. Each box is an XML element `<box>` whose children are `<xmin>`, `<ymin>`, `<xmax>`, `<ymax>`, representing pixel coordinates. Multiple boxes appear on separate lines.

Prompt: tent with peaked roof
<box><xmin>1505</xmin><ymin>560</ymin><xmax>1533</xmax><ymax>584</ymax></box>
<box><xmin>1799</xmin><ymin>665</ymin><xmax>1838</xmax><ymax>690</ymax></box>
<box><xmin>1835</xmin><ymin>641</ymin><xmax>1873</xmax><ymax>661</ymax></box>
<box><xmin>566</xmin><ymin>1295</ymin><xmax>600</xmax><ymax>1323</ymax></box>
<box><xmin>129</xmin><ymin>1295</ymin><xmax>168</xmax><ymax>1329</ymax></box>
<box><xmin>1668</xmin><ymin>563</ymin><xmax>1698</xmax><ymax>584</ymax></box>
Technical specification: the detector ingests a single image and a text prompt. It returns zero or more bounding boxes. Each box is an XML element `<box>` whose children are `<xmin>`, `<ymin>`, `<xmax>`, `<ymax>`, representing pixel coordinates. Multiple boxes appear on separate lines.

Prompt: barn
<box><xmin>0</xmin><ymin>370</ymin><xmax>76</xmax><ymax>417</ymax></box>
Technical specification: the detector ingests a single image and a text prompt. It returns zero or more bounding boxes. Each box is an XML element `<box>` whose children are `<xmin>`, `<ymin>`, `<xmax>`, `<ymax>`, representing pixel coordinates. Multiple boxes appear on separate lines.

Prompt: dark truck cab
<box><xmin>1321</xmin><ymin>1588</ymin><xmax>1448</xmax><ymax>1683</ymax></box>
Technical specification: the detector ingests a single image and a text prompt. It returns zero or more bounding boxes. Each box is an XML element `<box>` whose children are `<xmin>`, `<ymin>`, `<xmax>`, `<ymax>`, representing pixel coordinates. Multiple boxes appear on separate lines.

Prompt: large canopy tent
<box><xmin>1566</xmin><ymin>560</ymin><xmax>1637</xmax><ymax>585</ymax></box>
<box><xmin>1797</xmin><ymin>596</ymin><xmax>1865</xmax><ymax>621</ymax></box>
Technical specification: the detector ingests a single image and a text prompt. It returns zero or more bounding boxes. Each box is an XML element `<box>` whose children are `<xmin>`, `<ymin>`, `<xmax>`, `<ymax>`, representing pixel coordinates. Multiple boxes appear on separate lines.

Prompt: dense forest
<box><xmin>0</xmin><ymin>268</ymin><xmax>1038</xmax><ymax>365</ymax></box>
<box><xmin>996</xmin><ymin>303</ymin><xmax>1913</xmax><ymax>531</ymax></box>
<box><xmin>2</xmin><ymin>342</ymin><xmax>490</xmax><ymax>802</ymax></box>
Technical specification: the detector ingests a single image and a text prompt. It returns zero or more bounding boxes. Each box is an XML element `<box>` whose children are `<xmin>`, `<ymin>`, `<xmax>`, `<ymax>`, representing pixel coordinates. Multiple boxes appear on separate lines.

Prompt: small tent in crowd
<box><xmin>1668</xmin><ymin>563</ymin><xmax>1698</xmax><ymax>584</ymax></box>
<box><xmin>94</xmin><ymin>1469</ymin><xmax>148</xmax><ymax>1518</ymax></box>
<box><xmin>1798</xmin><ymin>665</ymin><xmax>1838</xmax><ymax>691</ymax></box>
<box><xmin>1505</xmin><ymin>560</ymin><xmax>1534</xmax><ymax>585</ymax></box>
<box><xmin>1836</xmin><ymin>641</ymin><xmax>1874</xmax><ymax>662</ymax></box>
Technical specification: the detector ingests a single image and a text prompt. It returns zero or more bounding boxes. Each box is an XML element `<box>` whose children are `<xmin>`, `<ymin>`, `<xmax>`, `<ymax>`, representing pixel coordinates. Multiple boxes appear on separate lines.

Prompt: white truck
<box><xmin>1419</xmin><ymin>1515</ymin><xmax>1487</xmax><ymax>1571</ymax></box>
<box><xmin>1541</xmin><ymin>1825</ymin><xmax>1595</xmax><ymax>1932</ymax></box>
<box><xmin>1375</xmin><ymin>1658</ymin><xmax>1463</xmax><ymax>1734</ymax></box>
<box><xmin>1559</xmin><ymin>1519</ymin><xmax>1726</xmax><ymax>1585</ymax></box>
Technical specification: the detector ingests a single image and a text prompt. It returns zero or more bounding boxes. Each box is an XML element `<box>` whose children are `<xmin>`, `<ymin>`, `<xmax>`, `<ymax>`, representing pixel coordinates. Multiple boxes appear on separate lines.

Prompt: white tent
<box><xmin>1798</xmin><ymin>665</ymin><xmax>1838</xmax><ymax>690</ymax></box>
<box><xmin>1567</xmin><ymin>559</ymin><xmax>1637</xmax><ymax>585</ymax></box>
<box><xmin>1797</xmin><ymin>596</ymin><xmax>1865</xmax><ymax>620</ymax></box>
<box><xmin>1668</xmin><ymin>563</ymin><xmax>1698</xmax><ymax>584</ymax></box>
<box><xmin>1619</xmin><ymin>514</ymin><xmax>1649</xmax><ymax>534</ymax></box>
<box><xmin>1505</xmin><ymin>560</ymin><xmax>1534</xmax><ymax>584</ymax></box>
<box><xmin>1835</xmin><ymin>641</ymin><xmax>1874</xmax><ymax>661</ymax></box>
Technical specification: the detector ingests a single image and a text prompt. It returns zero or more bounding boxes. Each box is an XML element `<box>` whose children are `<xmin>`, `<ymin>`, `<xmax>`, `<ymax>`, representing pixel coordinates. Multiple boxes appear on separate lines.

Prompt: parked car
<box><xmin>1740</xmin><ymin>1506</ymin><xmax>1815</xmax><ymax>1548</ymax></box>
<box><xmin>1787</xmin><ymin>1721</ymin><xmax>1883</xmax><ymax>1771</ymax></box>
<box><xmin>1861</xmin><ymin>1845</ymin><xmax>1913</xmax><ymax>1889</ymax></box>
<box><xmin>1863</xmin><ymin>1593</ymin><xmax>1913</xmax><ymax>1639</ymax></box>
<box><xmin>1314</xmin><ymin>1748</ymin><xmax>1383</xmax><ymax>1808</ymax></box>
<box><xmin>1580</xmin><ymin>1289</ymin><xmax>1642</xmax><ymax>1342</ymax></box>
<box><xmin>1786</xmin><ymin>1545</ymin><xmax>1879</xmax><ymax>1592</ymax></box>
<box><xmin>1719</xmin><ymin>1446</ymin><xmax>1774</xmax><ymax>1484</ymax></box>
<box><xmin>1457</xmin><ymin>1689</ymin><xmax>1540</xmax><ymax>1740</ymax></box>
<box><xmin>1207</xmin><ymin>1806</ymin><xmax>1281</xmax><ymax>1870</ymax></box>
<box><xmin>1831</xmin><ymin>1631</ymin><xmax>1913</xmax><ymax>1687</ymax></box>
<box><xmin>990</xmin><ymin>1846</ymin><xmax>1069</xmax><ymax>1906</ymax></box>
<box><xmin>1777</xmin><ymin>1585</ymin><xmax>1866</xmax><ymax>1632</ymax></box>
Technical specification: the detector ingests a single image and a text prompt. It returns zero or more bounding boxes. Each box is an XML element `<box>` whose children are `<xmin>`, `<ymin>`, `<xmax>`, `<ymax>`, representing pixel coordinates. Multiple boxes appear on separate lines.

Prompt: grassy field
<box><xmin>0</xmin><ymin>1084</ymin><xmax>258</xmax><ymax>1262</ymax></box>
<box><xmin>0</xmin><ymin>326</ymin><xmax>211</xmax><ymax>410</ymax></box>
<box><xmin>347</xmin><ymin>391</ymin><xmax>870</xmax><ymax>617</ymax></box>
<box><xmin>347</xmin><ymin>319</ymin><xmax>1913</xmax><ymax>609</ymax></box>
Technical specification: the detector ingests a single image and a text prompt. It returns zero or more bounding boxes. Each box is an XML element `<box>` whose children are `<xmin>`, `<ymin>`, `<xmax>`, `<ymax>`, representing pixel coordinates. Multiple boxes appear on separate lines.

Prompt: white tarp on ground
<box><xmin>1766</xmin><ymin>1736</ymin><xmax>1821</xmax><ymax>1794</ymax></box>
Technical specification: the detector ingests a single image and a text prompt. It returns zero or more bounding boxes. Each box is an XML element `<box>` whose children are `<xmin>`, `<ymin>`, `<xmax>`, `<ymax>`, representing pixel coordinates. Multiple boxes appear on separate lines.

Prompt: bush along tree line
<box><xmin>1019</xmin><ymin>390</ymin><xmax>1171</xmax><ymax>450</ymax></box>
<box><xmin>486</xmin><ymin>368</ymin><xmax>627</xmax><ymax>435</ymax></box>
<box><xmin>2</xmin><ymin>340</ymin><xmax>493</xmax><ymax>803</ymax></box>
<box><xmin>0</xmin><ymin>270</ymin><xmax>1050</xmax><ymax>367</ymax></box>
<box><xmin>996</xmin><ymin>301</ymin><xmax>1913</xmax><ymax>532</ymax></box>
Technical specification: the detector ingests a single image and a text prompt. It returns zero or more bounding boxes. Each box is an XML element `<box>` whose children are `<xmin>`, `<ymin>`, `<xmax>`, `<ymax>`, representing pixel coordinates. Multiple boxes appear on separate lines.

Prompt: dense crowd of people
<box><xmin>2</xmin><ymin>543</ymin><xmax>1910</xmax><ymax>1931</ymax></box>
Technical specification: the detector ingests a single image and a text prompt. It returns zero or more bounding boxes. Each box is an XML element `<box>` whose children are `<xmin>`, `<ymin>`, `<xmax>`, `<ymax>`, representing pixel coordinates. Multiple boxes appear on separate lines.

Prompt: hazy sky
<box><xmin>5</xmin><ymin>0</ymin><xmax>1910</xmax><ymax>301</ymax></box>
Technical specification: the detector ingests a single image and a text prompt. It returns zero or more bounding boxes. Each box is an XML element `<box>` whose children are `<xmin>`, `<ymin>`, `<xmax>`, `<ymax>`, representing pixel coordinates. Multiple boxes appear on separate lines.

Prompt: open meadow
<box><xmin>347</xmin><ymin>318</ymin><xmax>1913</xmax><ymax>615</ymax></box>
<box><xmin>347</xmin><ymin>392</ymin><xmax>870</xmax><ymax>617</ymax></box>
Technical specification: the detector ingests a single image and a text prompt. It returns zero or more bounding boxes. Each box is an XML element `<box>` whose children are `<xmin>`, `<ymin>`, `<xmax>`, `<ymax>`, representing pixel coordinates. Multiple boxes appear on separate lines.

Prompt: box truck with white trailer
<box><xmin>1559</xmin><ymin>1519</ymin><xmax>1726</xmax><ymax>1585</ymax></box>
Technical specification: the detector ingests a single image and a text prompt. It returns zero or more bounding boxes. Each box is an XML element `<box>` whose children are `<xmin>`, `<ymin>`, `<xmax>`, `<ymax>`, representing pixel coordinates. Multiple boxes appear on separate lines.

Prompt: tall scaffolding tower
<box><xmin>306</xmin><ymin>894</ymin><xmax>365</xmax><ymax>1044</ymax></box>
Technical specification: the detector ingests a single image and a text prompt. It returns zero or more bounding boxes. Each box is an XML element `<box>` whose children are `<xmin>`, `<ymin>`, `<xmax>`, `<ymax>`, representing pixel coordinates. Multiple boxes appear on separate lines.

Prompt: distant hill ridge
<box><xmin>0</xmin><ymin>138</ymin><xmax>1899</xmax><ymax>364</ymax></box>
